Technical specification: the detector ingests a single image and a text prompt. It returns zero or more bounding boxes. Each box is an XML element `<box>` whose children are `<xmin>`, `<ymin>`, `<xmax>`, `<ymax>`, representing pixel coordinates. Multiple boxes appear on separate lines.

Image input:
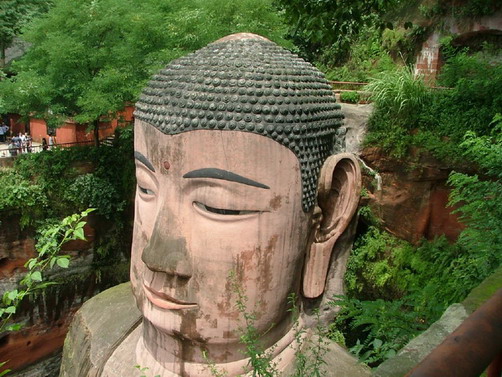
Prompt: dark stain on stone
<box><xmin>269</xmin><ymin>195</ymin><xmax>282</xmax><ymax>210</ymax></box>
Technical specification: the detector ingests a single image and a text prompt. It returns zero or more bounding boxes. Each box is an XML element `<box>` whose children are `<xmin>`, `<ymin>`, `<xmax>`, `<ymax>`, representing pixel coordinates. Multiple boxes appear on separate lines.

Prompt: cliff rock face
<box><xmin>360</xmin><ymin>147</ymin><xmax>465</xmax><ymax>244</ymax></box>
<box><xmin>0</xmin><ymin>211</ymin><xmax>130</xmax><ymax>376</ymax></box>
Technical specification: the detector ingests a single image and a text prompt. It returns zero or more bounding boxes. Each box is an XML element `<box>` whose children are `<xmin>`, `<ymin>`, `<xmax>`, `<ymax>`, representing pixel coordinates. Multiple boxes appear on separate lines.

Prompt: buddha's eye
<box><xmin>194</xmin><ymin>201</ymin><xmax>258</xmax><ymax>216</ymax></box>
<box><xmin>138</xmin><ymin>185</ymin><xmax>155</xmax><ymax>195</ymax></box>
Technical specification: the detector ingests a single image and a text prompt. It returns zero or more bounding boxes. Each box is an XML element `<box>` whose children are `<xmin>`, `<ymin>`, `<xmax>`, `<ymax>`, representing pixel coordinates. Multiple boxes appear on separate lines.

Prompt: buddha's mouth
<box><xmin>143</xmin><ymin>283</ymin><xmax>198</xmax><ymax>310</ymax></box>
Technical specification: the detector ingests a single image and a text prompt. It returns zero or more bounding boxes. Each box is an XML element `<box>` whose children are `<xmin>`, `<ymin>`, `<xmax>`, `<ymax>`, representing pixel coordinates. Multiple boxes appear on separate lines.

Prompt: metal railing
<box><xmin>0</xmin><ymin>139</ymin><xmax>98</xmax><ymax>158</ymax></box>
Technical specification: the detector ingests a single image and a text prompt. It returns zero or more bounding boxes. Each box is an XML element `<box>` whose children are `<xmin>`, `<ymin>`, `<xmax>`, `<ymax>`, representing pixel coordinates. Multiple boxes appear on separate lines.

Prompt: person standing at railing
<box><xmin>20</xmin><ymin>132</ymin><xmax>27</xmax><ymax>153</ymax></box>
<box><xmin>8</xmin><ymin>138</ymin><xmax>17</xmax><ymax>157</ymax></box>
<box><xmin>48</xmin><ymin>135</ymin><xmax>56</xmax><ymax>150</ymax></box>
<box><xmin>0</xmin><ymin>123</ymin><xmax>7</xmax><ymax>142</ymax></box>
<box><xmin>42</xmin><ymin>138</ymin><xmax>48</xmax><ymax>151</ymax></box>
<box><xmin>25</xmin><ymin>133</ymin><xmax>32</xmax><ymax>153</ymax></box>
<box><xmin>12</xmin><ymin>133</ymin><xmax>21</xmax><ymax>153</ymax></box>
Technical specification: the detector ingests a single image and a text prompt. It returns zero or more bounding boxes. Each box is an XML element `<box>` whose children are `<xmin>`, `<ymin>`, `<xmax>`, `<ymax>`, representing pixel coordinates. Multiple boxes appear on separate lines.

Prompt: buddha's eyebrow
<box><xmin>134</xmin><ymin>151</ymin><xmax>155</xmax><ymax>172</ymax></box>
<box><xmin>183</xmin><ymin>168</ymin><xmax>270</xmax><ymax>189</ymax></box>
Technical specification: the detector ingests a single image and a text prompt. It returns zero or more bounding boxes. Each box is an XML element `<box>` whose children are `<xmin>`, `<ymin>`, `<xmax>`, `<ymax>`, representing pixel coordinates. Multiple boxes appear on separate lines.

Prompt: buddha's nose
<box><xmin>141</xmin><ymin>210</ymin><xmax>192</xmax><ymax>279</ymax></box>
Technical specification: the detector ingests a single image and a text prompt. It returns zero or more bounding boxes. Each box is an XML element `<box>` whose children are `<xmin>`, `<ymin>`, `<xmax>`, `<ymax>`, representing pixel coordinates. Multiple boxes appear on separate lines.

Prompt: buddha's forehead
<box><xmin>136</xmin><ymin>120</ymin><xmax>300</xmax><ymax>177</ymax></box>
<box><xmin>134</xmin><ymin>33</ymin><xmax>343</xmax><ymax>211</ymax></box>
<box><xmin>135</xmin><ymin>121</ymin><xmax>304</xmax><ymax>203</ymax></box>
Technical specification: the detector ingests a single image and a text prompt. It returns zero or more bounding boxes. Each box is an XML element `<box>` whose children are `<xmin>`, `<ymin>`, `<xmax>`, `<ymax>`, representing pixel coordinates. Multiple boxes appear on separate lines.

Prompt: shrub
<box><xmin>366</xmin><ymin>67</ymin><xmax>429</xmax><ymax>129</ymax></box>
<box><xmin>0</xmin><ymin>169</ymin><xmax>48</xmax><ymax>228</ymax></box>
<box><xmin>323</xmin><ymin>25</ymin><xmax>398</xmax><ymax>82</ymax></box>
<box><xmin>340</xmin><ymin>91</ymin><xmax>360</xmax><ymax>104</ymax></box>
<box><xmin>365</xmin><ymin>48</ymin><xmax>502</xmax><ymax>162</ymax></box>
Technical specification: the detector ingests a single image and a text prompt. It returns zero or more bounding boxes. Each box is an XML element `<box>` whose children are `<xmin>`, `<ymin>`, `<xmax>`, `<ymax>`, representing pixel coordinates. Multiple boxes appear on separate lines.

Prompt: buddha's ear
<box><xmin>302</xmin><ymin>153</ymin><xmax>361</xmax><ymax>298</ymax></box>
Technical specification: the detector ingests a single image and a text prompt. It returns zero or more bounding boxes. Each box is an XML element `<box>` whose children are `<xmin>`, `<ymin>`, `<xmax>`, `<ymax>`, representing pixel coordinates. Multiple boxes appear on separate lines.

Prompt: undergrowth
<box><xmin>0</xmin><ymin>126</ymin><xmax>134</xmax><ymax>261</ymax></box>
<box><xmin>336</xmin><ymin>119</ymin><xmax>502</xmax><ymax>366</ymax></box>
<box><xmin>365</xmin><ymin>44</ymin><xmax>502</xmax><ymax>164</ymax></box>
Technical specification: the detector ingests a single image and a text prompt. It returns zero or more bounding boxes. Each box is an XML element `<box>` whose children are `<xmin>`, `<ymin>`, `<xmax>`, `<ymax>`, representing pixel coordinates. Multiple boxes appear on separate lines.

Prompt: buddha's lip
<box><xmin>143</xmin><ymin>283</ymin><xmax>198</xmax><ymax>310</ymax></box>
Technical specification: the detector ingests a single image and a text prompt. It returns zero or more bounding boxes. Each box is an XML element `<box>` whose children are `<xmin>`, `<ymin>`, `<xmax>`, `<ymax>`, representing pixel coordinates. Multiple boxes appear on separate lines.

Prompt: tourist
<box><xmin>48</xmin><ymin>135</ymin><xmax>56</xmax><ymax>150</ymax></box>
<box><xmin>0</xmin><ymin>123</ymin><xmax>7</xmax><ymax>142</ymax></box>
<box><xmin>20</xmin><ymin>132</ymin><xmax>27</xmax><ymax>153</ymax></box>
<box><xmin>8</xmin><ymin>139</ymin><xmax>17</xmax><ymax>157</ymax></box>
<box><xmin>25</xmin><ymin>133</ymin><xmax>32</xmax><ymax>153</ymax></box>
<box><xmin>11</xmin><ymin>134</ymin><xmax>21</xmax><ymax>154</ymax></box>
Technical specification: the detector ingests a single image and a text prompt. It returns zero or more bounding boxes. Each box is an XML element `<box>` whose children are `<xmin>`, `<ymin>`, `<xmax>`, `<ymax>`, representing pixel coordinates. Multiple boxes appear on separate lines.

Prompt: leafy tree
<box><xmin>1</xmin><ymin>0</ymin><xmax>289</xmax><ymax>139</ymax></box>
<box><xmin>0</xmin><ymin>0</ymin><xmax>51</xmax><ymax>68</ymax></box>
<box><xmin>275</xmin><ymin>0</ymin><xmax>402</xmax><ymax>64</ymax></box>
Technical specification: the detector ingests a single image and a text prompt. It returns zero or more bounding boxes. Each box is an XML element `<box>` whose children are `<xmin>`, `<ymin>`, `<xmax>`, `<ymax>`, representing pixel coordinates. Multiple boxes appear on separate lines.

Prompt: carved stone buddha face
<box><xmin>129</xmin><ymin>33</ymin><xmax>360</xmax><ymax>374</ymax></box>
<box><xmin>132</xmin><ymin>124</ymin><xmax>310</xmax><ymax>359</ymax></box>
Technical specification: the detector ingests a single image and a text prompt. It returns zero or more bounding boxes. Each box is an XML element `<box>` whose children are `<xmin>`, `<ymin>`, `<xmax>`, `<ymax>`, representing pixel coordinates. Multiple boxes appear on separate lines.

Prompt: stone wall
<box><xmin>359</xmin><ymin>146</ymin><xmax>464</xmax><ymax>244</ymax></box>
<box><xmin>414</xmin><ymin>10</ymin><xmax>502</xmax><ymax>84</ymax></box>
<box><xmin>0</xmin><ymin>210</ymin><xmax>130</xmax><ymax>376</ymax></box>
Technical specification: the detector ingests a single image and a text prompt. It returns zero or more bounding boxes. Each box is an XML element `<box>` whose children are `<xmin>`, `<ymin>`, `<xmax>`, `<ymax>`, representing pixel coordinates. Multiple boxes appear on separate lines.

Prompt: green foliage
<box><xmin>364</xmin><ymin>67</ymin><xmax>430</xmax><ymax>158</ymax></box>
<box><xmin>420</xmin><ymin>51</ymin><xmax>502</xmax><ymax>138</ymax></box>
<box><xmin>322</xmin><ymin>24</ymin><xmax>398</xmax><ymax>82</ymax></box>
<box><xmin>276</xmin><ymin>0</ymin><xmax>402</xmax><ymax>65</ymax></box>
<box><xmin>0</xmin><ymin>361</ymin><xmax>11</xmax><ymax>377</ymax></box>
<box><xmin>365</xmin><ymin>46</ymin><xmax>502</xmax><ymax>162</ymax></box>
<box><xmin>0</xmin><ymin>209</ymin><xmax>93</xmax><ymax>334</ymax></box>
<box><xmin>12</xmin><ymin>127</ymin><xmax>133</xmax><ymax>218</ymax></box>
<box><xmin>339</xmin><ymin>201</ymin><xmax>501</xmax><ymax>367</ymax></box>
<box><xmin>0</xmin><ymin>127</ymin><xmax>134</xmax><ymax>260</ymax></box>
<box><xmin>340</xmin><ymin>91</ymin><xmax>360</xmax><ymax>104</ymax></box>
<box><xmin>0</xmin><ymin>0</ymin><xmax>51</xmax><ymax>66</ymax></box>
<box><xmin>332</xmin><ymin>296</ymin><xmax>425</xmax><ymax>366</ymax></box>
<box><xmin>447</xmin><ymin>116</ymin><xmax>502</xmax><ymax>277</ymax></box>
<box><xmin>0</xmin><ymin>169</ymin><xmax>48</xmax><ymax>227</ymax></box>
<box><xmin>419</xmin><ymin>0</ymin><xmax>501</xmax><ymax>19</ymax></box>
<box><xmin>366</xmin><ymin>67</ymin><xmax>428</xmax><ymax>128</ymax></box>
<box><xmin>345</xmin><ymin>226</ymin><xmax>409</xmax><ymax>300</ymax></box>
<box><xmin>66</xmin><ymin>174</ymin><xmax>123</xmax><ymax>220</ymax></box>
<box><xmin>0</xmin><ymin>0</ymin><xmax>289</xmax><ymax>125</ymax></box>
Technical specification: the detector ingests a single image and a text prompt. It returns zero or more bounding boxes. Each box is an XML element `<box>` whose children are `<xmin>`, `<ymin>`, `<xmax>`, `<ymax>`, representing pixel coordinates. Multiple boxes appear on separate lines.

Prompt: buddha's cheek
<box><xmin>130</xmin><ymin>222</ymin><xmax>149</xmax><ymax>305</ymax></box>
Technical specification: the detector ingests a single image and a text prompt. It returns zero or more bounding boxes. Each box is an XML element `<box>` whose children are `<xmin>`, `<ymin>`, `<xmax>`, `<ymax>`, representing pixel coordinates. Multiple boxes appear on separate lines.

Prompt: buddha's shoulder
<box><xmin>60</xmin><ymin>282</ymin><xmax>142</xmax><ymax>377</ymax></box>
<box><xmin>321</xmin><ymin>338</ymin><xmax>371</xmax><ymax>377</ymax></box>
<box><xmin>282</xmin><ymin>334</ymin><xmax>371</xmax><ymax>377</ymax></box>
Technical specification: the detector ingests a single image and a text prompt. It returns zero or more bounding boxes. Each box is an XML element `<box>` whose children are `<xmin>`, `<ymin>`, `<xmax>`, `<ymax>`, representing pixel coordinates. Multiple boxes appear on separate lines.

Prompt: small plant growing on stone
<box><xmin>230</xmin><ymin>271</ymin><xmax>279</xmax><ymax>377</ymax></box>
<box><xmin>0</xmin><ymin>209</ymin><xmax>94</xmax><ymax>374</ymax></box>
<box><xmin>288</xmin><ymin>294</ymin><xmax>328</xmax><ymax>377</ymax></box>
<box><xmin>205</xmin><ymin>277</ymin><xmax>330</xmax><ymax>377</ymax></box>
<box><xmin>134</xmin><ymin>365</ymin><xmax>160</xmax><ymax>377</ymax></box>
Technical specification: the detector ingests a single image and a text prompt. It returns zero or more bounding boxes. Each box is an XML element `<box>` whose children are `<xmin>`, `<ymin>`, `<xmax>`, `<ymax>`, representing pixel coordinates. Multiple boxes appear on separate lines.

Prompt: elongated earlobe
<box><xmin>302</xmin><ymin>153</ymin><xmax>361</xmax><ymax>298</ymax></box>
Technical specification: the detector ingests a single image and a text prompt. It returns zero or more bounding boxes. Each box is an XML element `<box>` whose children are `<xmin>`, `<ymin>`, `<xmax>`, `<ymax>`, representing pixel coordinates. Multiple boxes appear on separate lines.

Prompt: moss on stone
<box><xmin>462</xmin><ymin>266</ymin><xmax>502</xmax><ymax>314</ymax></box>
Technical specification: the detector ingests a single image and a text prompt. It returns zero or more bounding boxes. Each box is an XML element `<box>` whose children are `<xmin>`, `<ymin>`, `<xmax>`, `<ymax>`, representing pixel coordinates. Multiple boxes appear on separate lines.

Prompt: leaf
<box><xmin>25</xmin><ymin>258</ymin><xmax>37</xmax><ymax>270</ymax></box>
<box><xmin>6</xmin><ymin>323</ymin><xmax>23</xmax><ymax>331</ymax></box>
<box><xmin>7</xmin><ymin>290</ymin><xmax>18</xmax><ymax>301</ymax></box>
<box><xmin>31</xmin><ymin>271</ymin><xmax>42</xmax><ymax>282</ymax></box>
<box><xmin>5</xmin><ymin>306</ymin><xmax>16</xmax><ymax>314</ymax></box>
<box><xmin>373</xmin><ymin>338</ymin><xmax>383</xmax><ymax>349</ymax></box>
<box><xmin>76</xmin><ymin>221</ymin><xmax>86</xmax><ymax>229</ymax></box>
<box><xmin>34</xmin><ymin>282</ymin><xmax>59</xmax><ymax>289</ymax></box>
<box><xmin>56</xmin><ymin>258</ymin><xmax>70</xmax><ymax>268</ymax></box>
<box><xmin>74</xmin><ymin>227</ymin><xmax>85</xmax><ymax>240</ymax></box>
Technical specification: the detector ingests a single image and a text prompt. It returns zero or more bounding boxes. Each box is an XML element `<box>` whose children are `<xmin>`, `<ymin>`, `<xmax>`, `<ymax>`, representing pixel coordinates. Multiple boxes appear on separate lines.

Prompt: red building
<box><xmin>7</xmin><ymin>105</ymin><xmax>134</xmax><ymax>144</ymax></box>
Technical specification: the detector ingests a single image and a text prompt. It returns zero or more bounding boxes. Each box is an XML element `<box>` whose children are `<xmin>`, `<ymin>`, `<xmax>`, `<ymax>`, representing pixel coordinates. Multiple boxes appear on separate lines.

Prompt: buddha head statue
<box><xmin>130</xmin><ymin>33</ymin><xmax>361</xmax><ymax>375</ymax></box>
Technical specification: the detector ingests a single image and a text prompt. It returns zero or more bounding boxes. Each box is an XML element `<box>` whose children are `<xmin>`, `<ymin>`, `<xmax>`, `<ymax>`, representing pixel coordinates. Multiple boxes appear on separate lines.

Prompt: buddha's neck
<box><xmin>136</xmin><ymin>317</ymin><xmax>304</xmax><ymax>376</ymax></box>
